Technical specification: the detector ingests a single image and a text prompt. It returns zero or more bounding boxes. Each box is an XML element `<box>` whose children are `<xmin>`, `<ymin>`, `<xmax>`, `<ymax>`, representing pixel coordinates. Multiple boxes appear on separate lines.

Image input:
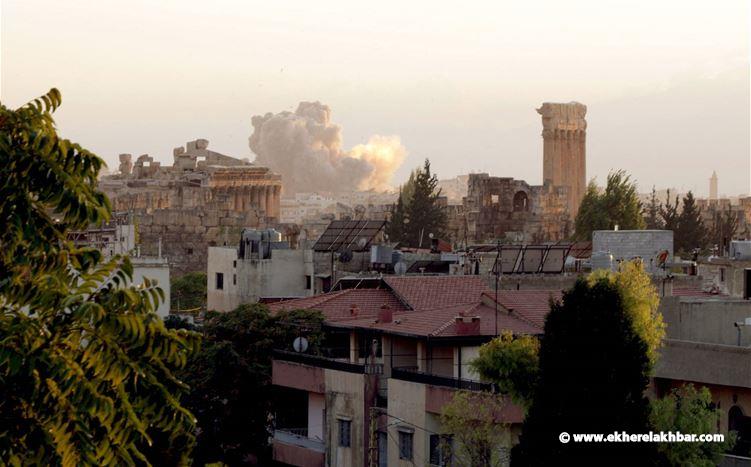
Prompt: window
<box><xmin>338</xmin><ymin>419</ymin><xmax>351</xmax><ymax>447</ymax></box>
<box><xmin>720</xmin><ymin>268</ymin><xmax>726</xmax><ymax>283</ymax></box>
<box><xmin>306</xmin><ymin>275</ymin><xmax>312</xmax><ymax>290</ymax></box>
<box><xmin>185</xmin><ymin>247</ymin><xmax>193</xmax><ymax>255</ymax></box>
<box><xmin>215</xmin><ymin>272</ymin><xmax>224</xmax><ymax>290</ymax></box>
<box><xmin>398</xmin><ymin>429</ymin><xmax>413</xmax><ymax>460</ymax></box>
<box><xmin>233</xmin><ymin>274</ymin><xmax>236</xmax><ymax>285</ymax></box>
<box><xmin>430</xmin><ymin>434</ymin><xmax>453</xmax><ymax>466</ymax></box>
<box><xmin>233</xmin><ymin>260</ymin><xmax>237</xmax><ymax>268</ymax></box>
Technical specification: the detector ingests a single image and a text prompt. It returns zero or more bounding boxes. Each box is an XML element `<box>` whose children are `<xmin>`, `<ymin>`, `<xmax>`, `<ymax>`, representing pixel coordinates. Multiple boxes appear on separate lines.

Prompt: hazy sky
<box><xmin>2</xmin><ymin>0</ymin><xmax>749</xmax><ymax>196</ymax></box>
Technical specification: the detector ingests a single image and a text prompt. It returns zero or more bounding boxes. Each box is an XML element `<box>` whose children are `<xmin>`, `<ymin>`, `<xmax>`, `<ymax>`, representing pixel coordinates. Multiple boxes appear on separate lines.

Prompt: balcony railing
<box><xmin>274</xmin><ymin>429</ymin><xmax>325</xmax><ymax>453</ymax></box>
<box><xmin>392</xmin><ymin>367</ymin><xmax>497</xmax><ymax>392</ymax></box>
<box><xmin>273</xmin><ymin>349</ymin><xmax>366</xmax><ymax>374</ymax></box>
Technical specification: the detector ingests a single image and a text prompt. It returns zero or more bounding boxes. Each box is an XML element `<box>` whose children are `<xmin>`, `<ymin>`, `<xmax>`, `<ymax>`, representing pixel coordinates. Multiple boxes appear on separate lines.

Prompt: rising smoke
<box><xmin>249</xmin><ymin>102</ymin><xmax>405</xmax><ymax>195</ymax></box>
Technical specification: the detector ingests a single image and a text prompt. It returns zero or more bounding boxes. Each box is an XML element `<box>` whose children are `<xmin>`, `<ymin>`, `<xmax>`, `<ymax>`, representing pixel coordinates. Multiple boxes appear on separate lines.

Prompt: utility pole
<box><xmin>368</xmin><ymin>406</ymin><xmax>379</xmax><ymax>467</ymax></box>
<box><xmin>494</xmin><ymin>240</ymin><xmax>501</xmax><ymax>336</ymax></box>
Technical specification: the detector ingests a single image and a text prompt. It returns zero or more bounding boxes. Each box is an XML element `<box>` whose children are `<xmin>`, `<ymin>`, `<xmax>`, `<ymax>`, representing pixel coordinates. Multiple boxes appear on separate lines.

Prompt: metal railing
<box><xmin>391</xmin><ymin>367</ymin><xmax>497</xmax><ymax>392</ymax></box>
<box><xmin>273</xmin><ymin>349</ymin><xmax>366</xmax><ymax>374</ymax></box>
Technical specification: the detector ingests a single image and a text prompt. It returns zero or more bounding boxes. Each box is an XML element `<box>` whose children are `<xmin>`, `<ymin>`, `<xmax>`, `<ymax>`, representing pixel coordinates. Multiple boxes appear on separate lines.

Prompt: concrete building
<box><xmin>697</xmin><ymin>256</ymin><xmax>751</xmax><ymax>298</ymax></box>
<box><xmin>592</xmin><ymin>230</ymin><xmax>673</xmax><ymax>274</ymax></box>
<box><xmin>655</xmin><ymin>292</ymin><xmax>751</xmax><ymax>457</ymax></box>
<box><xmin>268</xmin><ymin>276</ymin><xmax>556</xmax><ymax>467</ymax></box>
<box><xmin>100</xmin><ymin>139</ymin><xmax>282</xmax><ymax>276</ymax></box>
<box><xmin>207</xmin><ymin>229</ymin><xmax>314</xmax><ymax>311</ymax></box>
<box><xmin>68</xmin><ymin>220</ymin><xmax>171</xmax><ymax>318</ymax></box>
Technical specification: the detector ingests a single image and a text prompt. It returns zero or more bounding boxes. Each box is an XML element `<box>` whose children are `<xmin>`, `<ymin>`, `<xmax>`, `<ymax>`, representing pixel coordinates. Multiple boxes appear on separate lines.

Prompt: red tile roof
<box><xmin>268</xmin><ymin>276</ymin><xmax>560</xmax><ymax>338</ymax></box>
<box><xmin>486</xmin><ymin>290</ymin><xmax>562</xmax><ymax>329</ymax></box>
<box><xmin>383</xmin><ymin>276</ymin><xmax>491</xmax><ymax>310</ymax></box>
<box><xmin>268</xmin><ymin>288</ymin><xmax>409</xmax><ymax>320</ymax></box>
<box><xmin>327</xmin><ymin>302</ymin><xmax>541</xmax><ymax>337</ymax></box>
<box><xmin>672</xmin><ymin>284</ymin><xmax>727</xmax><ymax>298</ymax></box>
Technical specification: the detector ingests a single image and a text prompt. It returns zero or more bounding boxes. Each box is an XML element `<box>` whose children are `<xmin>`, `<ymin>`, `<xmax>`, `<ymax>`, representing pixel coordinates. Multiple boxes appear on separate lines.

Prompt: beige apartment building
<box><xmin>266</xmin><ymin>276</ymin><xmax>554</xmax><ymax>466</ymax></box>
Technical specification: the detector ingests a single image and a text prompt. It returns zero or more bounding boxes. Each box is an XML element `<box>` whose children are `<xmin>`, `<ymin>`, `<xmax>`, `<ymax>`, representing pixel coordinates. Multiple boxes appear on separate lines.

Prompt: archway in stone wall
<box><xmin>513</xmin><ymin>191</ymin><xmax>530</xmax><ymax>212</ymax></box>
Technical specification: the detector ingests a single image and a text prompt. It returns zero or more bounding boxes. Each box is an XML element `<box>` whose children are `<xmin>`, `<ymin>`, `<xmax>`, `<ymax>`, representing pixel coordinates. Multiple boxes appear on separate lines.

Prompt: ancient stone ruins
<box><xmin>100</xmin><ymin>139</ymin><xmax>282</xmax><ymax>275</ymax></box>
<box><xmin>100</xmin><ymin>102</ymin><xmax>587</xmax><ymax>274</ymax></box>
<box><xmin>449</xmin><ymin>102</ymin><xmax>587</xmax><ymax>243</ymax></box>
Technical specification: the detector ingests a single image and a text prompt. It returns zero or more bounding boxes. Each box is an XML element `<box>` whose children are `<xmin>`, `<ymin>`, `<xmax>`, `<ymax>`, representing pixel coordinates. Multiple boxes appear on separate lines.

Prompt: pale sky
<box><xmin>2</xmin><ymin>0</ymin><xmax>749</xmax><ymax>197</ymax></box>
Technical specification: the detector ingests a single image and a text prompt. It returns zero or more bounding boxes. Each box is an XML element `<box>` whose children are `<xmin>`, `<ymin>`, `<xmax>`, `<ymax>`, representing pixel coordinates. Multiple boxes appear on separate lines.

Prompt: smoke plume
<box><xmin>249</xmin><ymin>102</ymin><xmax>405</xmax><ymax>195</ymax></box>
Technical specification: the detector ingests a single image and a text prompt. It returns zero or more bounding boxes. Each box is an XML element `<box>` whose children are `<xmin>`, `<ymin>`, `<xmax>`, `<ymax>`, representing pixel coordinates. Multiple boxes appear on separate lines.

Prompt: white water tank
<box><xmin>591</xmin><ymin>251</ymin><xmax>615</xmax><ymax>271</ymax></box>
<box><xmin>730</xmin><ymin>241</ymin><xmax>751</xmax><ymax>260</ymax></box>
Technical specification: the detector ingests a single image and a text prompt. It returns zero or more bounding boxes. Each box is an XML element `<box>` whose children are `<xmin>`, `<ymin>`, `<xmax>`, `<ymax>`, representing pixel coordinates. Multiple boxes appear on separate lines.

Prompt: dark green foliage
<box><xmin>574</xmin><ymin>171</ymin><xmax>645</xmax><ymax>240</ymax></box>
<box><xmin>0</xmin><ymin>89</ymin><xmax>199</xmax><ymax>465</ymax></box>
<box><xmin>386</xmin><ymin>189</ymin><xmax>406</xmax><ymax>243</ymax></box>
<box><xmin>644</xmin><ymin>186</ymin><xmax>664</xmax><ymax>230</ymax></box>
<box><xmin>660</xmin><ymin>190</ymin><xmax>680</xmax><ymax>233</ymax></box>
<box><xmin>651</xmin><ymin>384</ymin><xmax>735</xmax><ymax>466</ymax></box>
<box><xmin>176</xmin><ymin>304</ymin><xmax>324</xmax><ymax>465</ymax></box>
<box><xmin>471</xmin><ymin>331</ymin><xmax>540</xmax><ymax>408</ymax></box>
<box><xmin>172</xmin><ymin>271</ymin><xmax>208</xmax><ymax>311</ymax></box>
<box><xmin>511</xmin><ymin>278</ymin><xmax>661</xmax><ymax>466</ymax></box>
<box><xmin>387</xmin><ymin>159</ymin><xmax>447</xmax><ymax>247</ymax></box>
<box><xmin>709</xmin><ymin>205</ymin><xmax>738</xmax><ymax>254</ymax></box>
<box><xmin>674</xmin><ymin>192</ymin><xmax>708</xmax><ymax>256</ymax></box>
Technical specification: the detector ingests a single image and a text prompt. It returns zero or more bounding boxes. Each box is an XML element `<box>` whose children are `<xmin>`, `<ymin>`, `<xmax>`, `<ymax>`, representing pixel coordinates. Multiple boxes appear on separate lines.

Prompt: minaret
<box><xmin>709</xmin><ymin>171</ymin><xmax>718</xmax><ymax>200</ymax></box>
<box><xmin>537</xmin><ymin>102</ymin><xmax>587</xmax><ymax>217</ymax></box>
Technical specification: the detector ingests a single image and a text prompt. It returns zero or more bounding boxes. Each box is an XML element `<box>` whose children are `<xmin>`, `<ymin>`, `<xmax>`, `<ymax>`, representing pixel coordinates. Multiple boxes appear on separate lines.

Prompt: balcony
<box><xmin>273</xmin><ymin>429</ymin><xmax>325</xmax><ymax>467</ymax></box>
<box><xmin>273</xmin><ymin>349</ymin><xmax>368</xmax><ymax>374</ymax></box>
<box><xmin>391</xmin><ymin>367</ymin><xmax>497</xmax><ymax>392</ymax></box>
<box><xmin>274</xmin><ymin>428</ymin><xmax>325</xmax><ymax>452</ymax></box>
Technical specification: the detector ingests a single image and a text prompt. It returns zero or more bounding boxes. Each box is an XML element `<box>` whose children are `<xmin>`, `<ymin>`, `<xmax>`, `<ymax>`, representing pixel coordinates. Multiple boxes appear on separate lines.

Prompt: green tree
<box><xmin>172</xmin><ymin>271</ymin><xmax>207</xmax><ymax>312</ymax></box>
<box><xmin>0</xmin><ymin>89</ymin><xmax>199</xmax><ymax>465</ymax></box>
<box><xmin>660</xmin><ymin>190</ymin><xmax>680</xmax><ymax>232</ymax></box>
<box><xmin>675</xmin><ymin>191</ymin><xmax>708</xmax><ymax>256</ymax></box>
<box><xmin>709</xmin><ymin>205</ymin><xmax>738</xmax><ymax>255</ymax></box>
<box><xmin>440</xmin><ymin>391</ymin><xmax>512</xmax><ymax>467</ymax></box>
<box><xmin>651</xmin><ymin>384</ymin><xmax>735</xmax><ymax>466</ymax></box>
<box><xmin>574</xmin><ymin>171</ymin><xmax>644</xmax><ymax>240</ymax></box>
<box><xmin>171</xmin><ymin>304</ymin><xmax>324</xmax><ymax>465</ymax></box>
<box><xmin>386</xmin><ymin>188</ymin><xmax>406</xmax><ymax>243</ymax></box>
<box><xmin>511</xmin><ymin>277</ymin><xmax>661</xmax><ymax>466</ymax></box>
<box><xmin>644</xmin><ymin>186</ymin><xmax>664</xmax><ymax>229</ymax></box>
<box><xmin>471</xmin><ymin>331</ymin><xmax>539</xmax><ymax>408</ymax></box>
<box><xmin>402</xmin><ymin>159</ymin><xmax>447</xmax><ymax>246</ymax></box>
<box><xmin>588</xmin><ymin>261</ymin><xmax>665</xmax><ymax>367</ymax></box>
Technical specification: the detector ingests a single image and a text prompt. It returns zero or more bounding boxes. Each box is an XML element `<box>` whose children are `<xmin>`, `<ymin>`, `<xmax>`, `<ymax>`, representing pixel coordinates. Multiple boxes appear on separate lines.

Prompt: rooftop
<box><xmin>269</xmin><ymin>275</ymin><xmax>559</xmax><ymax>338</ymax></box>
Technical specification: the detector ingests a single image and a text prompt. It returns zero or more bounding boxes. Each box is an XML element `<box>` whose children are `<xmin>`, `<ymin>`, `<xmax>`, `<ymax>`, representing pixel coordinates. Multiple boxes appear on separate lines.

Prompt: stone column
<box><xmin>272</xmin><ymin>185</ymin><xmax>281</xmax><ymax>219</ymax></box>
<box><xmin>537</xmin><ymin>102</ymin><xmax>587</xmax><ymax>218</ymax></box>
<box><xmin>265</xmin><ymin>186</ymin><xmax>273</xmax><ymax>218</ymax></box>
<box><xmin>258</xmin><ymin>185</ymin><xmax>267</xmax><ymax>217</ymax></box>
<box><xmin>250</xmin><ymin>186</ymin><xmax>257</xmax><ymax>210</ymax></box>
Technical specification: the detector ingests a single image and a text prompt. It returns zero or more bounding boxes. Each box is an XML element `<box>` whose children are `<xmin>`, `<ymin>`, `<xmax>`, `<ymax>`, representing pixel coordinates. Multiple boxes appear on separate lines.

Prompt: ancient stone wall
<box><xmin>460</xmin><ymin>173</ymin><xmax>570</xmax><ymax>243</ymax></box>
<box><xmin>101</xmin><ymin>139</ymin><xmax>282</xmax><ymax>276</ymax></box>
<box><xmin>136</xmin><ymin>208</ymin><xmax>260</xmax><ymax>276</ymax></box>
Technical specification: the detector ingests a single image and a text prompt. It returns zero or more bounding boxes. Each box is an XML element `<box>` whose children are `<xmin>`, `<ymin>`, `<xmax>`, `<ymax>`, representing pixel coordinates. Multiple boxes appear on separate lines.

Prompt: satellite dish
<box><xmin>394</xmin><ymin>261</ymin><xmax>407</xmax><ymax>275</ymax></box>
<box><xmin>339</xmin><ymin>250</ymin><xmax>353</xmax><ymax>263</ymax></box>
<box><xmin>357</xmin><ymin>237</ymin><xmax>368</xmax><ymax>249</ymax></box>
<box><xmin>293</xmin><ymin>336</ymin><xmax>309</xmax><ymax>353</ymax></box>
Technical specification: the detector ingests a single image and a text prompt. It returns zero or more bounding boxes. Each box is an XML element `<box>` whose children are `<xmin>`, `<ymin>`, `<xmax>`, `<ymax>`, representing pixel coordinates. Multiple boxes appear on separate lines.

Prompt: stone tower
<box><xmin>537</xmin><ymin>102</ymin><xmax>587</xmax><ymax>217</ymax></box>
<box><xmin>709</xmin><ymin>171</ymin><xmax>718</xmax><ymax>200</ymax></box>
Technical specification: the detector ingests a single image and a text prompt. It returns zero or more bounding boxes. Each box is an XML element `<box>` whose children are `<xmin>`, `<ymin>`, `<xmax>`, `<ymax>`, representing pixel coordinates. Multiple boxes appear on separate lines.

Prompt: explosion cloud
<box><xmin>249</xmin><ymin>102</ymin><xmax>406</xmax><ymax>195</ymax></box>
